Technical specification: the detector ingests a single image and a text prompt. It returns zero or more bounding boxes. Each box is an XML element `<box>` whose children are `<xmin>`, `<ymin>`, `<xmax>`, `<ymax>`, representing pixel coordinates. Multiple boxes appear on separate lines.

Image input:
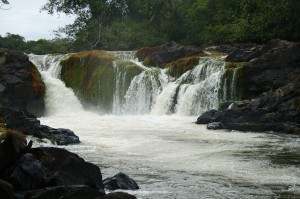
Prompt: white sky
<box><xmin>0</xmin><ymin>0</ymin><xmax>75</xmax><ymax>40</ymax></box>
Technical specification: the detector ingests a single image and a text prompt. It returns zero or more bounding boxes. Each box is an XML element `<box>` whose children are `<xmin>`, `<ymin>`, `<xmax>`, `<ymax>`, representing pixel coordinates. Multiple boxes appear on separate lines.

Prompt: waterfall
<box><xmin>29</xmin><ymin>53</ymin><xmax>240</xmax><ymax>116</ymax></box>
<box><xmin>28</xmin><ymin>54</ymin><xmax>84</xmax><ymax>116</ymax></box>
<box><xmin>152</xmin><ymin>58</ymin><xmax>226</xmax><ymax>115</ymax></box>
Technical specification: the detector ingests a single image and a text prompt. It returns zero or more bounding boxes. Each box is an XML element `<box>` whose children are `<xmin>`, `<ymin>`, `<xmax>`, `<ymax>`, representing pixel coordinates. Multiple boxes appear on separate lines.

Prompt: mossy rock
<box><xmin>61</xmin><ymin>51</ymin><xmax>143</xmax><ymax>112</ymax></box>
<box><xmin>0</xmin><ymin>123</ymin><xmax>24</xmax><ymax>141</ymax></box>
<box><xmin>225</xmin><ymin>62</ymin><xmax>246</xmax><ymax>70</ymax></box>
<box><xmin>165</xmin><ymin>56</ymin><xmax>200</xmax><ymax>79</ymax></box>
<box><xmin>135</xmin><ymin>46</ymin><xmax>159</xmax><ymax>61</ymax></box>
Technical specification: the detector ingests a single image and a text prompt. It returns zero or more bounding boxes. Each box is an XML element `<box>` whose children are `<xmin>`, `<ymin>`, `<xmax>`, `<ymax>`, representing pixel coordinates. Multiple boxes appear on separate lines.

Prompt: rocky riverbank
<box><xmin>197</xmin><ymin>40</ymin><xmax>300</xmax><ymax>133</ymax></box>
<box><xmin>0</xmin><ymin>48</ymin><xmax>138</xmax><ymax>199</ymax></box>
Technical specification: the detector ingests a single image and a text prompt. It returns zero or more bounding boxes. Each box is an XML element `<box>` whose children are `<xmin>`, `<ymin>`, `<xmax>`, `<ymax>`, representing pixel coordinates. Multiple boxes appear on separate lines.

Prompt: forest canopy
<box><xmin>1</xmin><ymin>0</ymin><xmax>300</xmax><ymax>53</ymax></box>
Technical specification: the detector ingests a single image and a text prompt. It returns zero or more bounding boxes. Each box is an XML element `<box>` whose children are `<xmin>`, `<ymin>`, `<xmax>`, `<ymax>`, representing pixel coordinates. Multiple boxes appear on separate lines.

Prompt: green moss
<box><xmin>29</xmin><ymin>64</ymin><xmax>46</xmax><ymax>97</ymax></box>
<box><xmin>218</xmin><ymin>62</ymin><xmax>245</xmax><ymax>106</ymax></box>
<box><xmin>60</xmin><ymin>51</ymin><xmax>143</xmax><ymax>112</ymax></box>
<box><xmin>165</xmin><ymin>56</ymin><xmax>200</xmax><ymax>79</ymax></box>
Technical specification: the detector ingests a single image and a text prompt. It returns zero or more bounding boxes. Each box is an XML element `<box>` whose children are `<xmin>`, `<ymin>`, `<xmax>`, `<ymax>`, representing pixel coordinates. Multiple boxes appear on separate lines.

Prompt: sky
<box><xmin>0</xmin><ymin>0</ymin><xmax>75</xmax><ymax>40</ymax></box>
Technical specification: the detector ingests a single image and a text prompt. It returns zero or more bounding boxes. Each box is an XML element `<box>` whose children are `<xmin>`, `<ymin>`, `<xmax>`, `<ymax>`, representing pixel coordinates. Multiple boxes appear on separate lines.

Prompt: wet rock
<box><xmin>198</xmin><ymin>81</ymin><xmax>300</xmax><ymax>133</ymax></box>
<box><xmin>96</xmin><ymin>192</ymin><xmax>137</xmax><ymax>199</ymax></box>
<box><xmin>196</xmin><ymin>110</ymin><xmax>222</xmax><ymax>124</ymax></box>
<box><xmin>103</xmin><ymin>172</ymin><xmax>139</xmax><ymax>191</ymax></box>
<box><xmin>0</xmin><ymin>48</ymin><xmax>45</xmax><ymax>115</ymax></box>
<box><xmin>1</xmin><ymin>108</ymin><xmax>79</xmax><ymax>145</ymax></box>
<box><xmin>198</xmin><ymin>40</ymin><xmax>300</xmax><ymax>133</ymax></box>
<box><xmin>4</xmin><ymin>153</ymin><xmax>48</xmax><ymax>191</ymax></box>
<box><xmin>206</xmin><ymin>43</ymin><xmax>260</xmax><ymax>54</ymax></box>
<box><xmin>0</xmin><ymin>131</ymin><xmax>29</xmax><ymax>175</ymax></box>
<box><xmin>0</xmin><ymin>179</ymin><xmax>14</xmax><ymax>199</ymax></box>
<box><xmin>29</xmin><ymin>147</ymin><xmax>105</xmax><ymax>193</ymax></box>
<box><xmin>24</xmin><ymin>185</ymin><xmax>105</xmax><ymax>199</ymax></box>
<box><xmin>136</xmin><ymin>41</ymin><xmax>203</xmax><ymax>67</ymax></box>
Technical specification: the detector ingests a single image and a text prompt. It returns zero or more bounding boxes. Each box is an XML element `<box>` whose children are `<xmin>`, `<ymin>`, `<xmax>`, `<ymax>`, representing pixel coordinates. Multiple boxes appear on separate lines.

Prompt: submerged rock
<box><xmin>0</xmin><ymin>48</ymin><xmax>45</xmax><ymax>116</ymax></box>
<box><xmin>103</xmin><ymin>172</ymin><xmax>139</xmax><ymax>191</ymax></box>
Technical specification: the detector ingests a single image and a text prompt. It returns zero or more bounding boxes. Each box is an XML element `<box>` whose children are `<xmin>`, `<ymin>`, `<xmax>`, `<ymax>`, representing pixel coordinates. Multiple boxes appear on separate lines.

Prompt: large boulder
<box><xmin>24</xmin><ymin>185</ymin><xmax>105</xmax><ymax>199</ymax></box>
<box><xmin>0</xmin><ymin>108</ymin><xmax>79</xmax><ymax>145</ymax></box>
<box><xmin>103</xmin><ymin>172</ymin><xmax>139</xmax><ymax>191</ymax></box>
<box><xmin>4</xmin><ymin>153</ymin><xmax>48</xmax><ymax>191</ymax></box>
<box><xmin>136</xmin><ymin>41</ymin><xmax>204</xmax><ymax>68</ymax></box>
<box><xmin>0</xmin><ymin>48</ymin><xmax>45</xmax><ymax>115</ymax></box>
<box><xmin>0</xmin><ymin>130</ymin><xmax>30</xmax><ymax>175</ymax></box>
<box><xmin>29</xmin><ymin>147</ymin><xmax>105</xmax><ymax>193</ymax></box>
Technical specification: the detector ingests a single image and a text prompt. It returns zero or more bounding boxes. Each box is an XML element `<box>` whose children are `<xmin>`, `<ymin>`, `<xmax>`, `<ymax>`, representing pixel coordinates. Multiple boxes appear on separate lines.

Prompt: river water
<box><xmin>29</xmin><ymin>54</ymin><xmax>300</xmax><ymax>199</ymax></box>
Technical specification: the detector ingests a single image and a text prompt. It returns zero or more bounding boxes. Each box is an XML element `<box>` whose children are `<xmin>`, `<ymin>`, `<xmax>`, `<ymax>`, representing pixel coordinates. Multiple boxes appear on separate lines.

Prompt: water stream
<box><xmin>28</xmin><ymin>54</ymin><xmax>300</xmax><ymax>199</ymax></box>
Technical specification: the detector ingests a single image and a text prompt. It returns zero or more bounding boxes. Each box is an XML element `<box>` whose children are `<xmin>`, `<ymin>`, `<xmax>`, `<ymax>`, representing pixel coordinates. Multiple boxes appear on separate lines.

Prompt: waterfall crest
<box><xmin>29</xmin><ymin>52</ymin><xmax>242</xmax><ymax>116</ymax></box>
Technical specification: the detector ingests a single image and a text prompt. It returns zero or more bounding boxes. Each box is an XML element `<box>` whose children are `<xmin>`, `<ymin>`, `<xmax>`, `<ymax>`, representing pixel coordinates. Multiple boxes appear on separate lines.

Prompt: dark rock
<box><xmin>136</xmin><ymin>41</ymin><xmax>203</xmax><ymax>67</ymax></box>
<box><xmin>207</xmin><ymin>122</ymin><xmax>224</xmax><ymax>130</ymax></box>
<box><xmin>198</xmin><ymin>40</ymin><xmax>300</xmax><ymax>133</ymax></box>
<box><xmin>0</xmin><ymin>179</ymin><xmax>14</xmax><ymax>199</ymax></box>
<box><xmin>4</xmin><ymin>153</ymin><xmax>48</xmax><ymax>191</ymax></box>
<box><xmin>29</xmin><ymin>147</ymin><xmax>105</xmax><ymax>193</ymax></box>
<box><xmin>196</xmin><ymin>110</ymin><xmax>222</xmax><ymax>124</ymax></box>
<box><xmin>0</xmin><ymin>108</ymin><xmax>79</xmax><ymax>145</ymax></box>
<box><xmin>103</xmin><ymin>172</ymin><xmax>139</xmax><ymax>191</ymax></box>
<box><xmin>24</xmin><ymin>185</ymin><xmax>105</xmax><ymax>199</ymax></box>
<box><xmin>0</xmin><ymin>131</ymin><xmax>29</xmax><ymax>175</ymax></box>
<box><xmin>96</xmin><ymin>192</ymin><xmax>137</xmax><ymax>199</ymax></box>
<box><xmin>0</xmin><ymin>48</ymin><xmax>45</xmax><ymax>115</ymax></box>
<box><xmin>198</xmin><ymin>81</ymin><xmax>300</xmax><ymax>133</ymax></box>
<box><xmin>206</xmin><ymin>43</ymin><xmax>260</xmax><ymax>54</ymax></box>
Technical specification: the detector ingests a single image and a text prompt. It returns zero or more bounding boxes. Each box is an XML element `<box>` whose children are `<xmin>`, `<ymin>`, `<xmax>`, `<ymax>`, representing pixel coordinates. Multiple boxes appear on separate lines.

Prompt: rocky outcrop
<box><xmin>197</xmin><ymin>40</ymin><xmax>300</xmax><ymax>133</ymax></box>
<box><xmin>60</xmin><ymin>50</ymin><xmax>143</xmax><ymax>112</ymax></box>
<box><xmin>0</xmin><ymin>108</ymin><xmax>80</xmax><ymax>145</ymax></box>
<box><xmin>136</xmin><ymin>41</ymin><xmax>204</xmax><ymax>68</ymax></box>
<box><xmin>103</xmin><ymin>172</ymin><xmax>139</xmax><ymax>191</ymax></box>
<box><xmin>0</xmin><ymin>48</ymin><xmax>45</xmax><ymax>116</ymax></box>
<box><xmin>0</xmin><ymin>135</ymin><xmax>137</xmax><ymax>198</ymax></box>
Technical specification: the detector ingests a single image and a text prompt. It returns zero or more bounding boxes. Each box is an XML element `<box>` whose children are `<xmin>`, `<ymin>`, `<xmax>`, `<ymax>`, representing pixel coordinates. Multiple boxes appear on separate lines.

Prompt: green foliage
<box><xmin>0</xmin><ymin>33</ymin><xmax>74</xmax><ymax>54</ymax></box>
<box><xmin>3</xmin><ymin>0</ymin><xmax>300</xmax><ymax>53</ymax></box>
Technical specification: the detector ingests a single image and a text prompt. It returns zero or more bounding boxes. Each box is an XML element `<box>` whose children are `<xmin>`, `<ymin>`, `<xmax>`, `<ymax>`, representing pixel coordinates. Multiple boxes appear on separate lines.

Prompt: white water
<box><xmin>29</xmin><ymin>54</ymin><xmax>300</xmax><ymax>199</ymax></box>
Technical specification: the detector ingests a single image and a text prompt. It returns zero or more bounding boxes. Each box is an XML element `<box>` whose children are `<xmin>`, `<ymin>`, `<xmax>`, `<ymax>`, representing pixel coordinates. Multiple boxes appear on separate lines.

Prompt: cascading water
<box><xmin>28</xmin><ymin>54</ymin><xmax>84</xmax><ymax>116</ymax></box>
<box><xmin>29</xmin><ymin>53</ymin><xmax>300</xmax><ymax>199</ymax></box>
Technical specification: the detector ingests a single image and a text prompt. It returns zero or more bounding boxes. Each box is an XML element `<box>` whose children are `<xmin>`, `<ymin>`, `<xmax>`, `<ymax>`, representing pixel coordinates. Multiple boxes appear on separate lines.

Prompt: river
<box><xmin>29</xmin><ymin>54</ymin><xmax>300</xmax><ymax>199</ymax></box>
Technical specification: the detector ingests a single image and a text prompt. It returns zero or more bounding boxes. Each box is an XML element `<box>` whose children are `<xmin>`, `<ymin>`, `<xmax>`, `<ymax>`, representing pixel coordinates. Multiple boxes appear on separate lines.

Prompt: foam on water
<box><xmin>29</xmin><ymin>54</ymin><xmax>300</xmax><ymax>199</ymax></box>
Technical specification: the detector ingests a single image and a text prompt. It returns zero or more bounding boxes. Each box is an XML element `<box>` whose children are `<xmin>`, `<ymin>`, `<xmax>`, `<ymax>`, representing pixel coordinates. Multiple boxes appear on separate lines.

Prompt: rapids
<box><xmin>28</xmin><ymin>53</ymin><xmax>300</xmax><ymax>199</ymax></box>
